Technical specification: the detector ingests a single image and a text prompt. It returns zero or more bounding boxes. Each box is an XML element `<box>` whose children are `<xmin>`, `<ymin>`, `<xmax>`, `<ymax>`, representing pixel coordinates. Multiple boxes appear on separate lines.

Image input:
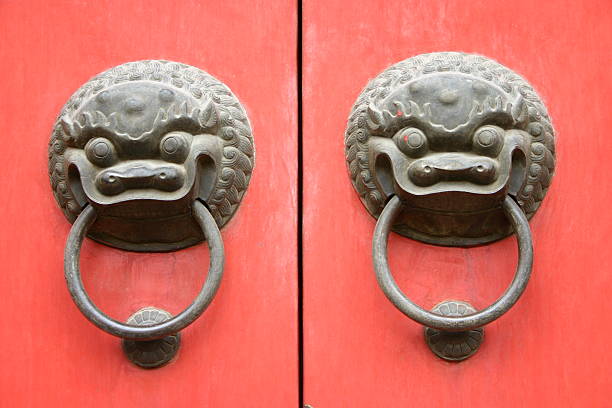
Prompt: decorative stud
<box><xmin>424</xmin><ymin>301</ymin><xmax>484</xmax><ymax>361</ymax></box>
<box><xmin>122</xmin><ymin>307</ymin><xmax>181</xmax><ymax>369</ymax></box>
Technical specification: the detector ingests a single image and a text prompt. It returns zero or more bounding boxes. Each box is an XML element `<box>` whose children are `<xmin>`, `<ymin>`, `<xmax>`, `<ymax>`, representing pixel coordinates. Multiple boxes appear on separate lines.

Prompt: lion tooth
<box><xmin>80</xmin><ymin>111</ymin><xmax>94</xmax><ymax>127</ymax></box>
<box><xmin>172</xmin><ymin>102</ymin><xmax>181</xmax><ymax>118</ymax></box>
<box><xmin>409</xmin><ymin>101</ymin><xmax>422</xmax><ymax>117</ymax></box>
<box><xmin>513</xmin><ymin>103</ymin><xmax>528</xmax><ymax>124</ymax></box>
<box><xmin>60</xmin><ymin>115</ymin><xmax>76</xmax><ymax>136</ymax></box>
<box><xmin>482</xmin><ymin>96</ymin><xmax>492</xmax><ymax>111</ymax></box>
<box><xmin>165</xmin><ymin>102</ymin><xmax>176</xmax><ymax>118</ymax></box>
<box><xmin>482</xmin><ymin>96</ymin><xmax>494</xmax><ymax>111</ymax></box>
<box><xmin>94</xmin><ymin>110</ymin><xmax>108</xmax><ymax>126</ymax></box>
<box><xmin>511</xmin><ymin>94</ymin><xmax>525</xmax><ymax>122</ymax></box>
<box><xmin>151</xmin><ymin>109</ymin><xmax>166</xmax><ymax>128</ymax></box>
<box><xmin>190</xmin><ymin>107</ymin><xmax>201</xmax><ymax>122</ymax></box>
<box><xmin>107</xmin><ymin>112</ymin><xmax>119</xmax><ymax>128</ymax></box>
<box><xmin>366</xmin><ymin>105</ymin><xmax>382</xmax><ymax>124</ymax></box>
<box><xmin>422</xmin><ymin>103</ymin><xmax>433</xmax><ymax>119</ymax></box>
<box><xmin>178</xmin><ymin>101</ymin><xmax>188</xmax><ymax>116</ymax></box>
<box><xmin>365</xmin><ymin>107</ymin><xmax>382</xmax><ymax>131</ymax></box>
<box><xmin>495</xmin><ymin>95</ymin><xmax>503</xmax><ymax>111</ymax></box>
<box><xmin>468</xmin><ymin>100</ymin><xmax>482</xmax><ymax>118</ymax></box>
<box><xmin>74</xmin><ymin>121</ymin><xmax>84</xmax><ymax>134</ymax></box>
<box><xmin>393</xmin><ymin>100</ymin><xmax>406</xmax><ymax>116</ymax></box>
<box><xmin>199</xmin><ymin>99</ymin><xmax>218</xmax><ymax>129</ymax></box>
<box><xmin>381</xmin><ymin>110</ymin><xmax>394</xmax><ymax>122</ymax></box>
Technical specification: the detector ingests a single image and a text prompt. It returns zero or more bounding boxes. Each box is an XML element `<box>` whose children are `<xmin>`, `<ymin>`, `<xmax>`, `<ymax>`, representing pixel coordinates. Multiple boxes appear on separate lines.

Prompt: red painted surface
<box><xmin>303</xmin><ymin>0</ymin><xmax>612</xmax><ymax>407</ymax></box>
<box><xmin>0</xmin><ymin>1</ymin><xmax>297</xmax><ymax>406</ymax></box>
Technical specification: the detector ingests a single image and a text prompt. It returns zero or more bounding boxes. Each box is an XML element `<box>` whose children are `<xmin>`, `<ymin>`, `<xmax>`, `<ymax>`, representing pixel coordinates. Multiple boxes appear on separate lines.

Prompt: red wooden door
<box><xmin>303</xmin><ymin>0</ymin><xmax>611</xmax><ymax>407</ymax></box>
<box><xmin>2</xmin><ymin>1</ymin><xmax>611</xmax><ymax>407</ymax></box>
<box><xmin>0</xmin><ymin>1</ymin><xmax>297</xmax><ymax>406</ymax></box>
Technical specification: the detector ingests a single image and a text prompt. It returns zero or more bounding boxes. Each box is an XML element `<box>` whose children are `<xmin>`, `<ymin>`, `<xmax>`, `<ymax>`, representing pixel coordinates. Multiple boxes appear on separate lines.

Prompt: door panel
<box><xmin>303</xmin><ymin>0</ymin><xmax>611</xmax><ymax>406</ymax></box>
<box><xmin>0</xmin><ymin>1</ymin><xmax>297</xmax><ymax>406</ymax></box>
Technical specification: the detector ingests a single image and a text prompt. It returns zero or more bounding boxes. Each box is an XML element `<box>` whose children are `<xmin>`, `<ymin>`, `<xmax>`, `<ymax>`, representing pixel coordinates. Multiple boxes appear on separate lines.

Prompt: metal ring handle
<box><xmin>64</xmin><ymin>200</ymin><xmax>224</xmax><ymax>341</ymax></box>
<box><xmin>373</xmin><ymin>195</ymin><xmax>533</xmax><ymax>332</ymax></box>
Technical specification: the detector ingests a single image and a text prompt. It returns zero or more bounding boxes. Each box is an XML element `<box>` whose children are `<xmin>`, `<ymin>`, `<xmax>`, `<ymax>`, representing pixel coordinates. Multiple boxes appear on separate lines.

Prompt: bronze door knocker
<box><xmin>50</xmin><ymin>60</ymin><xmax>255</xmax><ymax>368</ymax></box>
<box><xmin>345</xmin><ymin>52</ymin><xmax>555</xmax><ymax>361</ymax></box>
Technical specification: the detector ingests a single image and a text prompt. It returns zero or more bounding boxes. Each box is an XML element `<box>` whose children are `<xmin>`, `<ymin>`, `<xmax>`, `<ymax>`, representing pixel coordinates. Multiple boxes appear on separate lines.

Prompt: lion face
<box><xmin>366</xmin><ymin>73</ymin><xmax>531</xmax><ymax>214</ymax></box>
<box><xmin>49</xmin><ymin>61</ymin><xmax>254</xmax><ymax>251</ymax></box>
<box><xmin>345</xmin><ymin>53</ymin><xmax>555</xmax><ymax>245</ymax></box>
<box><xmin>59</xmin><ymin>81</ymin><xmax>221</xmax><ymax>207</ymax></box>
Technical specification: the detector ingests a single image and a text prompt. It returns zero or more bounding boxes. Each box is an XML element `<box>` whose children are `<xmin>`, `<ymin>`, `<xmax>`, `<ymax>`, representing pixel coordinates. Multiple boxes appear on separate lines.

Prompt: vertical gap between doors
<box><xmin>297</xmin><ymin>0</ymin><xmax>304</xmax><ymax>407</ymax></box>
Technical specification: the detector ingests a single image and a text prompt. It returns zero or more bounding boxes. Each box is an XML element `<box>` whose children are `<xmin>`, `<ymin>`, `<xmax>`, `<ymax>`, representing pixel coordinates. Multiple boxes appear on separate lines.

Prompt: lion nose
<box><xmin>96</xmin><ymin>164</ymin><xmax>185</xmax><ymax>195</ymax></box>
<box><xmin>408</xmin><ymin>154</ymin><xmax>497</xmax><ymax>187</ymax></box>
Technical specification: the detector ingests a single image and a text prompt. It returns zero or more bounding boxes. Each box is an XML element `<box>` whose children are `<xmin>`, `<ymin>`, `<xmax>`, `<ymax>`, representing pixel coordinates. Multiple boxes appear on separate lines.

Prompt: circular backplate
<box><xmin>424</xmin><ymin>300</ymin><xmax>484</xmax><ymax>361</ymax></box>
<box><xmin>49</xmin><ymin>60</ymin><xmax>254</xmax><ymax>251</ymax></box>
<box><xmin>344</xmin><ymin>52</ymin><xmax>555</xmax><ymax>246</ymax></box>
<box><xmin>122</xmin><ymin>307</ymin><xmax>181</xmax><ymax>369</ymax></box>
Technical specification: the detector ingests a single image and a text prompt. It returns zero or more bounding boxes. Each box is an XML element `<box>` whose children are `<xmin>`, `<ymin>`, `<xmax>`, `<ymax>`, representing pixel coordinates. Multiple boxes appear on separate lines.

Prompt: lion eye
<box><xmin>393</xmin><ymin>127</ymin><xmax>428</xmax><ymax>158</ymax></box>
<box><xmin>473</xmin><ymin>125</ymin><xmax>504</xmax><ymax>156</ymax></box>
<box><xmin>85</xmin><ymin>137</ymin><xmax>116</xmax><ymax>167</ymax></box>
<box><xmin>160</xmin><ymin>131</ymin><xmax>190</xmax><ymax>163</ymax></box>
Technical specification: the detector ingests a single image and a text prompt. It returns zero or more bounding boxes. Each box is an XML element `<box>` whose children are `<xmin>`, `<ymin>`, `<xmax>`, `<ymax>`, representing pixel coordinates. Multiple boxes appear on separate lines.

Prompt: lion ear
<box><xmin>198</xmin><ymin>98</ymin><xmax>218</xmax><ymax>130</ymax></box>
<box><xmin>510</xmin><ymin>94</ymin><xmax>529</xmax><ymax>126</ymax></box>
<box><xmin>59</xmin><ymin>115</ymin><xmax>77</xmax><ymax>139</ymax></box>
<box><xmin>365</xmin><ymin>105</ymin><xmax>383</xmax><ymax>132</ymax></box>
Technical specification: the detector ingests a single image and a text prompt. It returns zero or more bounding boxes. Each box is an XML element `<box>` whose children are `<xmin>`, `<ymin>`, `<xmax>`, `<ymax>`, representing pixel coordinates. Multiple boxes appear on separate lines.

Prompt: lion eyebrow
<box><xmin>366</xmin><ymin>93</ymin><xmax>527</xmax><ymax>135</ymax></box>
<box><xmin>59</xmin><ymin>98</ymin><xmax>219</xmax><ymax>146</ymax></box>
<box><xmin>139</xmin><ymin>98</ymin><xmax>218</xmax><ymax>139</ymax></box>
<box><xmin>60</xmin><ymin>111</ymin><xmax>128</xmax><ymax>145</ymax></box>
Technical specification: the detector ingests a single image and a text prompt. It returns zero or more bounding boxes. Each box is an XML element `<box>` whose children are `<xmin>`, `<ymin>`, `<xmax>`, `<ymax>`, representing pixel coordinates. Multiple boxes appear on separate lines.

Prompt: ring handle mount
<box><xmin>424</xmin><ymin>301</ymin><xmax>484</xmax><ymax>361</ymax></box>
<box><xmin>122</xmin><ymin>307</ymin><xmax>181</xmax><ymax>369</ymax></box>
<box><xmin>65</xmin><ymin>200</ymin><xmax>224</xmax><ymax>336</ymax></box>
<box><xmin>65</xmin><ymin>200</ymin><xmax>224</xmax><ymax>368</ymax></box>
<box><xmin>373</xmin><ymin>195</ymin><xmax>533</xmax><ymax>361</ymax></box>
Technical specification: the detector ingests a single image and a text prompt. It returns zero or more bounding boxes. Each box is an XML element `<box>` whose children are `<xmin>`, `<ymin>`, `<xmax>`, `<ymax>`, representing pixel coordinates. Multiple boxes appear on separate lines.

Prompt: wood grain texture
<box><xmin>0</xmin><ymin>1</ymin><xmax>297</xmax><ymax>406</ymax></box>
<box><xmin>302</xmin><ymin>0</ymin><xmax>612</xmax><ymax>406</ymax></box>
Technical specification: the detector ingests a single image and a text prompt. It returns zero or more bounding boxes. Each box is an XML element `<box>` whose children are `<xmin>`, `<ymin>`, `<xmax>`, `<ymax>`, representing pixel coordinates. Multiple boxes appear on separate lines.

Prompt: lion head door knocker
<box><xmin>345</xmin><ymin>52</ymin><xmax>555</xmax><ymax>361</ymax></box>
<box><xmin>49</xmin><ymin>60</ymin><xmax>254</xmax><ymax>368</ymax></box>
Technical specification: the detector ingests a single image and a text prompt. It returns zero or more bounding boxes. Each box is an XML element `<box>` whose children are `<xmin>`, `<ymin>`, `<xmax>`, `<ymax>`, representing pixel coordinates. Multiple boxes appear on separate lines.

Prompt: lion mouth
<box><xmin>391</xmin><ymin>179</ymin><xmax>512</xmax><ymax>215</ymax></box>
<box><xmin>94</xmin><ymin>200</ymin><xmax>191</xmax><ymax>220</ymax></box>
<box><xmin>399</xmin><ymin>201</ymin><xmax>504</xmax><ymax>216</ymax></box>
<box><xmin>407</xmin><ymin>153</ymin><xmax>498</xmax><ymax>187</ymax></box>
<box><xmin>96</xmin><ymin>163</ymin><xmax>186</xmax><ymax>196</ymax></box>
